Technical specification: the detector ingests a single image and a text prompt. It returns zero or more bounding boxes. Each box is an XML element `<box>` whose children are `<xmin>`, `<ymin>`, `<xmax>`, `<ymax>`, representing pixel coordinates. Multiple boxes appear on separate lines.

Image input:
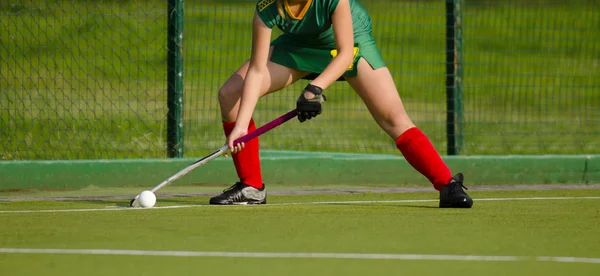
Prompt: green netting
<box><xmin>1</xmin><ymin>0</ymin><xmax>167</xmax><ymax>160</ymax></box>
<box><xmin>462</xmin><ymin>0</ymin><xmax>600</xmax><ymax>154</ymax></box>
<box><xmin>184</xmin><ymin>0</ymin><xmax>600</xmax><ymax>156</ymax></box>
<box><xmin>1</xmin><ymin>0</ymin><xmax>599</xmax><ymax>161</ymax></box>
<box><xmin>185</xmin><ymin>0</ymin><xmax>449</xmax><ymax>155</ymax></box>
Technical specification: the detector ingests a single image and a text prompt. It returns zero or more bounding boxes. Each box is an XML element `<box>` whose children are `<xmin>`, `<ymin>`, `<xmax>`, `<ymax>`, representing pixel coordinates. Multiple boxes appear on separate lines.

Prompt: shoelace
<box><xmin>222</xmin><ymin>183</ymin><xmax>240</xmax><ymax>193</ymax></box>
<box><xmin>459</xmin><ymin>183</ymin><xmax>469</xmax><ymax>190</ymax></box>
<box><xmin>450</xmin><ymin>181</ymin><xmax>469</xmax><ymax>193</ymax></box>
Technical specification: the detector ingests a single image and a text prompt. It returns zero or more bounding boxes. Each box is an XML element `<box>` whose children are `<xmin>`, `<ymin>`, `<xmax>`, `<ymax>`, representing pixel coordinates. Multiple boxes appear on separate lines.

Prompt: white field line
<box><xmin>0</xmin><ymin>248</ymin><xmax>599</xmax><ymax>264</ymax></box>
<box><xmin>0</xmin><ymin>196</ymin><xmax>600</xmax><ymax>214</ymax></box>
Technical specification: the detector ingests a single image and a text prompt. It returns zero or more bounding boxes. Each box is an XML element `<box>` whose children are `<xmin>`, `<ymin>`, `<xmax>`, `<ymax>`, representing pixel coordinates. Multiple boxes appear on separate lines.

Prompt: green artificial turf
<box><xmin>1</xmin><ymin>189</ymin><xmax>600</xmax><ymax>275</ymax></box>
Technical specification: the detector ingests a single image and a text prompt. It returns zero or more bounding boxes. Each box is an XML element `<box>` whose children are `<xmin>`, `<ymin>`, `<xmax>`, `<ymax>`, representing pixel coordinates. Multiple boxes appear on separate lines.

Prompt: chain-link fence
<box><xmin>2</xmin><ymin>0</ymin><xmax>599</xmax><ymax>160</ymax></box>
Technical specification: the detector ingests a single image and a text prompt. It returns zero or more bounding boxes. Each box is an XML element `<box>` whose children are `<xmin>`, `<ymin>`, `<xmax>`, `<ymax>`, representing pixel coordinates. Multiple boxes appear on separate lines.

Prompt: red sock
<box><xmin>222</xmin><ymin>119</ymin><xmax>263</xmax><ymax>189</ymax></box>
<box><xmin>395</xmin><ymin>127</ymin><xmax>453</xmax><ymax>190</ymax></box>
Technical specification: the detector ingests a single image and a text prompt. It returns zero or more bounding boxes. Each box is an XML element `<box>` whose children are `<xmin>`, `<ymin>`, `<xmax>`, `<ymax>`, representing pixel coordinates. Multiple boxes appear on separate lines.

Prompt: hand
<box><xmin>296</xmin><ymin>84</ymin><xmax>327</xmax><ymax>122</ymax></box>
<box><xmin>227</xmin><ymin>126</ymin><xmax>247</xmax><ymax>154</ymax></box>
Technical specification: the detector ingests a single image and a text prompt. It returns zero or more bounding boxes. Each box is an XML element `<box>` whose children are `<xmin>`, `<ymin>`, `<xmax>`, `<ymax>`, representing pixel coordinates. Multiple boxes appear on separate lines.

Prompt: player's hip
<box><xmin>269</xmin><ymin>35</ymin><xmax>386</xmax><ymax>78</ymax></box>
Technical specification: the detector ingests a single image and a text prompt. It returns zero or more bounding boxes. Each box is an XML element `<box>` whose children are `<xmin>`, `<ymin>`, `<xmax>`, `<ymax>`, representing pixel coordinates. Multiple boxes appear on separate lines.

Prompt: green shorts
<box><xmin>269</xmin><ymin>34</ymin><xmax>386</xmax><ymax>79</ymax></box>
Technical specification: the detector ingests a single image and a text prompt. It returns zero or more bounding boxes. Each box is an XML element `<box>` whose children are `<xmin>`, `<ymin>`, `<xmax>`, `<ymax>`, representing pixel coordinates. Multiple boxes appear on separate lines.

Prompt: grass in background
<box><xmin>1</xmin><ymin>0</ymin><xmax>599</xmax><ymax>159</ymax></box>
<box><xmin>1</xmin><ymin>189</ymin><xmax>600</xmax><ymax>275</ymax></box>
<box><xmin>1</xmin><ymin>0</ymin><xmax>167</xmax><ymax>159</ymax></box>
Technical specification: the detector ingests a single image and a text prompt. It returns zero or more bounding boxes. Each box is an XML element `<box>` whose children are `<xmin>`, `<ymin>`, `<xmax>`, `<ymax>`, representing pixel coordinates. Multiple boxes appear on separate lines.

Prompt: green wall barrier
<box><xmin>1</xmin><ymin>152</ymin><xmax>598</xmax><ymax>191</ymax></box>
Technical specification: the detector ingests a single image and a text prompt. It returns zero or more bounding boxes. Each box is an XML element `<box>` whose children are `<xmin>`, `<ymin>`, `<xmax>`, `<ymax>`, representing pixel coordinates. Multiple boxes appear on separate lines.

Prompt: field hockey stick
<box><xmin>129</xmin><ymin>109</ymin><xmax>298</xmax><ymax>207</ymax></box>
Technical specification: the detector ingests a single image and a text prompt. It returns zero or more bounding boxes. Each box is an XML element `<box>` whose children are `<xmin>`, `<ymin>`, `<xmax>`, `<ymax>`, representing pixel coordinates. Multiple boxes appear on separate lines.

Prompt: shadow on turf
<box><xmin>76</xmin><ymin>200</ymin><xmax>130</xmax><ymax>207</ymax></box>
<box><xmin>325</xmin><ymin>203</ymin><xmax>439</xmax><ymax>209</ymax></box>
<box><xmin>77</xmin><ymin>198</ymin><xmax>208</xmax><ymax>208</ymax></box>
<box><xmin>74</xmin><ymin>198</ymin><xmax>440</xmax><ymax>209</ymax></box>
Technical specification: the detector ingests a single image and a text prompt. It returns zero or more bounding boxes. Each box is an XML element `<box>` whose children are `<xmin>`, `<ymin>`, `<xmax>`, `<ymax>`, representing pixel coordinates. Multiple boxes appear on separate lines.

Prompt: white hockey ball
<box><xmin>138</xmin><ymin>190</ymin><xmax>156</xmax><ymax>208</ymax></box>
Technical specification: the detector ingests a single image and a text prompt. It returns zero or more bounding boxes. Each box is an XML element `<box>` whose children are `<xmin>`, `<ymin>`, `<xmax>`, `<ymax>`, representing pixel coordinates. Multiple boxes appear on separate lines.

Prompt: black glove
<box><xmin>296</xmin><ymin>84</ymin><xmax>327</xmax><ymax>123</ymax></box>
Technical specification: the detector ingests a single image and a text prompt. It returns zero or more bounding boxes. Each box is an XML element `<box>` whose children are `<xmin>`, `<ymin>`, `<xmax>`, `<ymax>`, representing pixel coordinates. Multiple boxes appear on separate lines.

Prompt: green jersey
<box><xmin>255</xmin><ymin>0</ymin><xmax>386</xmax><ymax>77</ymax></box>
<box><xmin>256</xmin><ymin>0</ymin><xmax>370</xmax><ymax>48</ymax></box>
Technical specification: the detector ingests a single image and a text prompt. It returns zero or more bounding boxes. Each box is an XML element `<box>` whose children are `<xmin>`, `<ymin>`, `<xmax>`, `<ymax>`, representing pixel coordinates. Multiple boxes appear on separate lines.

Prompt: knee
<box><xmin>381</xmin><ymin>108</ymin><xmax>410</xmax><ymax>125</ymax></box>
<box><xmin>378</xmin><ymin>110</ymin><xmax>415</xmax><ymax>138</ymax></box>
<box><xmin>217</xmin><ymin>80</ymin><xmax>242</xmax><ymax>106</ymax></box>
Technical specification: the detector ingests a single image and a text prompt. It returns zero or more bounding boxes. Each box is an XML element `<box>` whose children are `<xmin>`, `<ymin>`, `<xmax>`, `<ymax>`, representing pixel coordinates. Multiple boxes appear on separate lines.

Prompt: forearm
<box><xmin>310</xmin><ymin>51</ymin><xmax>354</xmax><ymax>89</ymax></box>
<box><xmin>235</xmin><ymin>67</ymin><xmax>265</xmax><ymax>129</ymax></box>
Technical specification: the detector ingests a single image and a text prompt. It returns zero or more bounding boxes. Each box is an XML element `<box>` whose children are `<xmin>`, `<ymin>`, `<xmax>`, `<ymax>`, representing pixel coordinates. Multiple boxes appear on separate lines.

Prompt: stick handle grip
<box><xmin>233</xmin><ymin>109</ymin><xmax>297</xmax><ymax>145</ymax></box>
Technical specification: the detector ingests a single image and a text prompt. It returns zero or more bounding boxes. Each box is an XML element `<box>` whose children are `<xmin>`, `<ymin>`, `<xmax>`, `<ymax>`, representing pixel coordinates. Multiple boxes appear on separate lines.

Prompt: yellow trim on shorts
<box><xmin>330</xmin><ymin>47</ymin><xmax>360</xmax><ymax>70</ymax></box>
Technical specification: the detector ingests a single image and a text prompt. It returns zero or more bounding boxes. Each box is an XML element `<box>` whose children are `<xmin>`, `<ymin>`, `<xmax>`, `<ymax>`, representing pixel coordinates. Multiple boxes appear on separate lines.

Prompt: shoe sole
<box><xmin>439</xmin><ymin>201</ymin><xmax>473</xmax><ymax>208</ymax></box>
<box><xmin>232</xmin><ymin>200</ymin><xmax>266</xmax><ymax>205</ymax></box>
<box><xmin>209</xmin><ymin>200</ymin><xmax>267</xmax><ymax>205</ymax></box>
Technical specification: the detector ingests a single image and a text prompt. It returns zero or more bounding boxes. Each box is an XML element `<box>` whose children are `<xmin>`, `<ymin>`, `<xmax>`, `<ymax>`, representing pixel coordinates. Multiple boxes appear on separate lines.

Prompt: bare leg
<box><xmin>345</xmin><ymin>59</ymin><xmax>415</xmax><ymax>139</ymax></box>
<box><xmin>345</xmin><ymin>58</ymin><xmax>472</xmax><ymax>208</ymax></box>
<box><xmin>345</xmin><ymin>59</ymin><xmax>453</xmax><ymax>190</ymax></box>
<box><xmin>219</xmin><ymin>46</ymin><xmax>308</xmax><ymax>122</ymax></box>
<box><xmin>215</xmin><ymin>46</ymin><xmax>307</xmax><ymax>193</ymax></box>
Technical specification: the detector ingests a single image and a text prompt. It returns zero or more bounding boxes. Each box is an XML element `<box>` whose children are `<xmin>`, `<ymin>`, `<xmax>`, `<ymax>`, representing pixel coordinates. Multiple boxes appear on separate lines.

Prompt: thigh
<box><xmin>225</xmin><ymin>46</ymin><xmax>308</xmax><ymax>98</ymax></box>
<box><xmin>344</xmin><ymin>58</ymin><xmax>415</xmax><ymax>138</ymax></box>
<box><xmin>219</xmin><ymin>46</ymin><xmax>309</xmax><ymax>120</ymax></box>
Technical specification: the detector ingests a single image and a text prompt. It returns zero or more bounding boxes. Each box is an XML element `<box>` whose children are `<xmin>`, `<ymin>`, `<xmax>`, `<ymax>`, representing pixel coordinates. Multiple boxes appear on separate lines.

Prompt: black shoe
<box><xmin>439</xmin><ymin>173</ymin><xmax>473</xmax><ymax>208</ymax></box>
<box><xmin>209</xmin><ymin>182</ymin><xmax>266</xmax><ymax>205</ymax></box>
